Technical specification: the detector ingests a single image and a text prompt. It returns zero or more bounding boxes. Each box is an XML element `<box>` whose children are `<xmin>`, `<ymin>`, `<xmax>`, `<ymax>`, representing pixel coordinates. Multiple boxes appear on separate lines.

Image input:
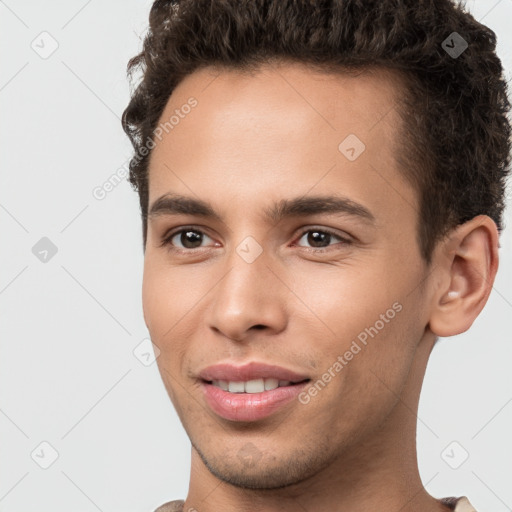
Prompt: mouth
<box><xmin>197</xmin><ymin>361</ymin><xmax>312</xmax><ymax>421</ymax></box>
<box><xmin>202</xmin><ymin>377</ymin><xmax>311</xmax><ymax>394</ymax></box>
<box><xmin>200</xmin><ymin>378</ymin><xmax>312</xmax><ymax>422</ymax></box>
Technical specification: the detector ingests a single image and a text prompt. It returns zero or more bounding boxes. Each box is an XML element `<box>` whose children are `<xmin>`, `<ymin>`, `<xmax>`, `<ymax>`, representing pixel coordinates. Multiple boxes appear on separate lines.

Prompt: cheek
<box><xmin>294</xmin><ymin>268</ymin><xmax>420</xmax><ymax>428</ymax></box>
<box><xmin>142</xmin><ymin>255</ymin><xmax>192</xmax><ymax>334</ymax></box>
<box><xmin>143</xmin><ymin>262</ymin><xmax>193</xmax><ymax>400</ymax></box>
<box><xmin>290</xmin><ymin>263</ymin><xmax>397</xmax><ymax>340</ymax></box>
<box><xmin>290</xmin><ymin>261</ymin><xmax>419</xmax><ymax>386</ymax></box>
<box><xmin>142</xmin><ymin>259</ymin><xmax>164</xmax><ymax>334</ymax></box>
<box><xmin>142</xmin><ymin>256</ymin><xmax>215</xmax><ymax>368</ymax></box>
<box><xmin>142</xmin><ymin>260</ymin><xmax>183</xmax><ymax>361</ymax></box>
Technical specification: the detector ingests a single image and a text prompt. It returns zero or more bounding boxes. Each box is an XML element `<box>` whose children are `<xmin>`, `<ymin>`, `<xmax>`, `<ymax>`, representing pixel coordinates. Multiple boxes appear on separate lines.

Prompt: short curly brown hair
<box><xmin>122</xmin><ymin>0</ymin><xmax>511</xmax><ymax>264</ymax></box>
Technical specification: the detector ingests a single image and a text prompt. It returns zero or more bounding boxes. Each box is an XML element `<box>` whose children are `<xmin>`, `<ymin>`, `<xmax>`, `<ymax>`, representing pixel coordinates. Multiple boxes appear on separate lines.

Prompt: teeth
<box><xmin>264</xmin><ymin>378</ymin><xmax>279</xmax><ymax>390</ymax></box>
<box><xmin>245</xmin><ymin>379</ymin><xmax>265</xmax><ymax>393</ymax></box>
<box><xmin>228</xmin><ymin>381</ymin><xmax>245</xmax><ymax>393</ymax></box>
<box><xmin>217</xmin><ymin>380</ymin><xmax>229</xmax><ymax>391</ymax></box>
<box><xmin>211</xmin><ymin>377</ymin><xmax>291</xmax><ymax>393</ymax></box>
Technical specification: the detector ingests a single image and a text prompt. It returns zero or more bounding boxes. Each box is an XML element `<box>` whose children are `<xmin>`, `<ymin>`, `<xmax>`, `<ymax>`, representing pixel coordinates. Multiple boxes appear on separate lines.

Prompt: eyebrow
<box><xmin>147</xmin><ymin>193</ymin><xmax>376</xmax><ymax>225</ymax></box>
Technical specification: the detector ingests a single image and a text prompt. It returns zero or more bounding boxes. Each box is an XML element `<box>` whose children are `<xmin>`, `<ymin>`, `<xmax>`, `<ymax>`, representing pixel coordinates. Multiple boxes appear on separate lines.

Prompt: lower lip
<box><xmin>201</xmin><ymin>381</ymin><xmax>310</xmax><ymax>422</ymax></box>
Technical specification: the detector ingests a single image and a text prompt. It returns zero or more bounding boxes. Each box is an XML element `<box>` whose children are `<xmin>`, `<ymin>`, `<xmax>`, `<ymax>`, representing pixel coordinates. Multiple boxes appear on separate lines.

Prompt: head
<box><xmin>122</xmin><ymin>0</ymin><xmax>510</xmax><ymax>491</ymax></box>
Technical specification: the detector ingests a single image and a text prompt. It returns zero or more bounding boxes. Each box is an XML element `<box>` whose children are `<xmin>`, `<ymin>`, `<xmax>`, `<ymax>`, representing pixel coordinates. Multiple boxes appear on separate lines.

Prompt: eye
<box><xmin>160</xmin><ymin>227</ymin><xmax>217</xmax><ymax>252</ymax></box>
<box><xmin>294</xmin><ymin>228</ymin><xmax>352</xmax><ymax>251</ymax></box>
<box><xmin>159</xmin><ymin>226</ymin><xmax>352</xmax><ymax>254</ymax></box>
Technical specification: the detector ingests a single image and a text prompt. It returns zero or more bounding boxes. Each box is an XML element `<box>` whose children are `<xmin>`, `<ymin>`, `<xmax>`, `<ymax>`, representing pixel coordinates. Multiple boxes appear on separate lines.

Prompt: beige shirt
<box><xmin>154</xmin><ymin>495</ymin><xmax>478</xmax><ymax>511</ymax></box>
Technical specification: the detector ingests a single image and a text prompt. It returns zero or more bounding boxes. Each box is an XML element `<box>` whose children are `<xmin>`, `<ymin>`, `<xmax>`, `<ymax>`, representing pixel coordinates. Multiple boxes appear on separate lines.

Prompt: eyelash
<box><xmin>159</xmin><ymin>225</ymin><xmax>353</xmax><ymax>254</ymax></box>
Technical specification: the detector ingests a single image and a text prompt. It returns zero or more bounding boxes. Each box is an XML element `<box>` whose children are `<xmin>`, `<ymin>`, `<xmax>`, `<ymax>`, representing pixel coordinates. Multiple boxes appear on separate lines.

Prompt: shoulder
<box><xmin>454</xmin><ymin>497</ymin><xmax>478</xmax><ymax>512</ymax></box>
<box><xmin>441</xmin><ymin>496</ymin><xmax>478</xmax><ymax>512</ymax></box>
<box><xmin>153</xmin><ymin>499</ymin><xmax>185</xmax><ymax>512</ymax></box>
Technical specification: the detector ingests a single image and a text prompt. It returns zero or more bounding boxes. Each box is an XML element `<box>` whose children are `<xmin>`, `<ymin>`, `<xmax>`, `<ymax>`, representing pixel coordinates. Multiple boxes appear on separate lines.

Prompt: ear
<box><xmin>428</xmin><ymin>215</ymin><xmax>499</xmax><ymax>338</ymax></box>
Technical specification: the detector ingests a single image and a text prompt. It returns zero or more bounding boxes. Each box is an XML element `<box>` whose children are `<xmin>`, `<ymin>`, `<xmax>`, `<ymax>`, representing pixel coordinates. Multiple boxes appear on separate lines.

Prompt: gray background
<box><xmin>1</xmin><ymin>1</ymin><xmax>511</xmax><ymax>511</ymax></box>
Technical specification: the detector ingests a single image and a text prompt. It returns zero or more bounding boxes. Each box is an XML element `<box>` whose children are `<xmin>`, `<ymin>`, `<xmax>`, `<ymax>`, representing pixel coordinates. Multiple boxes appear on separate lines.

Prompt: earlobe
<box><xmin>428</xmin><ymin>215</ymin><xmax>499</xmax><ymax>338</ymax></box>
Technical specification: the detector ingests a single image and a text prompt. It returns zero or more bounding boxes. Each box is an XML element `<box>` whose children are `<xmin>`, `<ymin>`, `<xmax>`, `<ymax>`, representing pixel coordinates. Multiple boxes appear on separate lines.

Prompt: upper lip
<box><xmin>199</xmin><ymin>361</ymin><xmax>310</xmax><ymax>383</ymax></box>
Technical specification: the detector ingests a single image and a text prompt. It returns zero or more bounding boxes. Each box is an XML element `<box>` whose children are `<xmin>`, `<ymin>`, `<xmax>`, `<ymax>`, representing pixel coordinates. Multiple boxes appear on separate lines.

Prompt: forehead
<box><xmin>147</xmin><ymin>62</ymin><xmax>415</xmax><ymax>226</ymax></box>
<box><xmin>151</xmin><ymin>62</ymin><xmax>403</xmax><ymax>148</ymax></box>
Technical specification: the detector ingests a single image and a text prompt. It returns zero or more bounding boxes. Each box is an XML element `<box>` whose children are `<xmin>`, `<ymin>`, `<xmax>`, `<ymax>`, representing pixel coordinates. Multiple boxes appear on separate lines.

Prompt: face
<box><xmin>143</xmin><ymin>62</ymin><xmax>434</xmax><ymax>489</ymax></box>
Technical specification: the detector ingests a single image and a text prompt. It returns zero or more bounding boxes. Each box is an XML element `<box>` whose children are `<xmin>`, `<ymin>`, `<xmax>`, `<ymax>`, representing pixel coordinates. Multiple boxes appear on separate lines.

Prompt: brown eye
<box><xmin>175</xmin><ymin>230</ymin><xmax>204</xmax><ymax>249</ymax></box>
<box><xmin>161</xmin><ymin>227</ymin><xmax>216</xmax><ymax>251</ymax></box>
<box><xmin>295</xmin><ymin>228</ymin><xmax>352</xmax><ymax>251</ymax></box>
<box><xmin>303</xmin><ymin>230</ymin><xmax>331</xmax><ymax>248</ymax></box>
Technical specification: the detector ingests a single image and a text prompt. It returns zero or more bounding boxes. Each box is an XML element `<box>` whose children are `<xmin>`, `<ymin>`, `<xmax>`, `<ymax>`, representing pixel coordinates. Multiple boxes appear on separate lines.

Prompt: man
<box><xmin>121</xmin><ymin>1</ymin><xmax>511</xmax><ymax>511</ymax></box>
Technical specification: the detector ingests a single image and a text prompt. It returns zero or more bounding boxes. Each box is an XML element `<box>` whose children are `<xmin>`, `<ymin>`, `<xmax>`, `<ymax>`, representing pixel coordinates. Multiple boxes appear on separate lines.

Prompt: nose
<box><xmin>206</xmin><ymin>246</ymin><xmax>288</xmax><ymax>342</ymax></box>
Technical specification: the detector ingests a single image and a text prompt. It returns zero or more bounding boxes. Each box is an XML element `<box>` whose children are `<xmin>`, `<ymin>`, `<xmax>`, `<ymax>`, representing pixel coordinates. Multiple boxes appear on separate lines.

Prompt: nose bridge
<box><xmin>207</xmin><ymin>236</ymin><xmax>287</xmax><ymax>340</ymax></box>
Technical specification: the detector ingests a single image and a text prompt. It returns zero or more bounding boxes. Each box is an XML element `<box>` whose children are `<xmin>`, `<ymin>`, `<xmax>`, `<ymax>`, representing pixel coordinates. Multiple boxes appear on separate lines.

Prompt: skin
<box><xmin>142</xmin><ymin>61</ymin><xmax>499</xmax><ymax>512</ymax></box>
